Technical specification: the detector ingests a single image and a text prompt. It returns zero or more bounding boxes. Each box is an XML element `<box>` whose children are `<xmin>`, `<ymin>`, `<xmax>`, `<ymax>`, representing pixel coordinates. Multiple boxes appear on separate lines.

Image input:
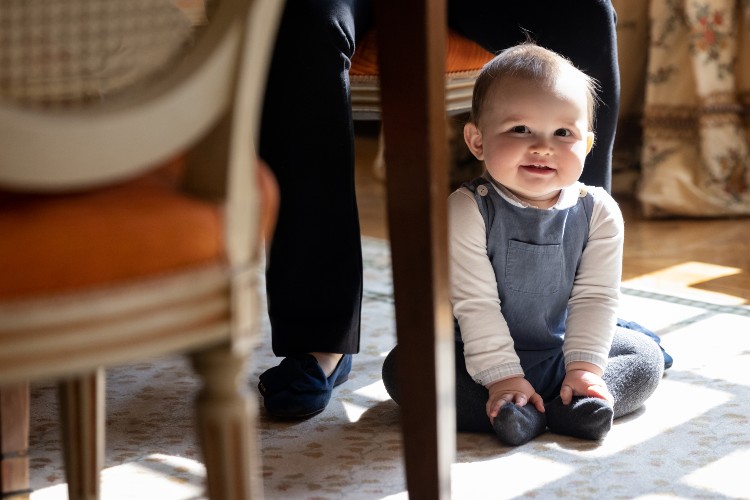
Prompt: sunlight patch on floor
<box><xmin>622</xmin><ymin>262</ymin><xmax>744</xmax><ymax>306</ymax></box>
<box><xmin>381</xmin><ymin>491</ymin><xmax>409</xmax><ymax>499</ymax></box>
<box><xmin>342</xmin><ymin>400</ymin><xmax>369</xmax><ymax>422</ymax></box>
<box><xmin>665</xmin><ymin>314</ymin><xmax>750</xmax><ymax>385</ymax></box>
<box><xmin>30</xmin><ymin>484</ymin><xmax>68</xmax><ymax>500</ymax></box>
<box><xmin>631</xmin><ymin>494</ymin><xmax>692</xmax><ymax>499</ymax></box>
<box><xmin>550</xmin><ymin>378</ymin><xmax>732</xmax><ymax>459</ymax></box>
<box><xmin>32</xmin><ymin>454</ymin><xmax>206</xmax><ymax>500</ymax></box>
<box><xmin>617</xmin><ymin>293</ymin><xmax>707</xmax><ymax>332</ymax></box>
<box><xmin>682</xmin><ymin>449</ymin><xmax>750</xmax><ymax>498</ymax></box>
<box><xmin>452</xmin><ymin>453</ymin><xmax>573</xmax><ymax>498</ymax></box>
<box><xmin>344</xmin><ymin>378</ymin><xmax>393</xmax><ymax>422</ymax></box>
<box><xmin>353</xmin><ymin>379</ymin><xmax>391</xmax><ymax>402</ymax></box>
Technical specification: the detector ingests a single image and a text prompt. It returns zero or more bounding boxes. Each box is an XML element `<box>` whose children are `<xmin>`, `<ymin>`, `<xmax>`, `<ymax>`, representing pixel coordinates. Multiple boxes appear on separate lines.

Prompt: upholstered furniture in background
<box><xmin>350</xmin><ymin>29</ymin><xmax>493</xmax><ymax>179</ymax></box>
<box><xmin>350</xmin><ymin>29</ymin><xmax>494</xmax><ymax>118</ymax></box>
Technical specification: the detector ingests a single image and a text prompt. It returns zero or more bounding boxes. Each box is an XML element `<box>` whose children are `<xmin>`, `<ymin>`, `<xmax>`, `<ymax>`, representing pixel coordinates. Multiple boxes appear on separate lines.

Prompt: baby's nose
<box><xmin>530</xmin><ymin>139</ymin><xmax>553</xmax><ymax>155</ymax></box>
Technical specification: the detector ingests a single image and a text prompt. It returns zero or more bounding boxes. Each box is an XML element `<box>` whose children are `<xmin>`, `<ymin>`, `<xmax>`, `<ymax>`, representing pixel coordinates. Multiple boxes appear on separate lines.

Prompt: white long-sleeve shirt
<box><xmin>449</xmin><ymin>179</ymin><xmax>624</xmax><ymax>387</ymax></box>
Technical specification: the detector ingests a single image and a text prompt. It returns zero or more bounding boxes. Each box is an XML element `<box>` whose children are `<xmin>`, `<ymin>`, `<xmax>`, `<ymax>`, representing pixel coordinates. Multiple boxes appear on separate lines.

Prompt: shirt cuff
<box><xmin>564</xmin><ymin>350</ymin><xmax>608</xmax><ymax>372</ymax></box>
<box><xmin>473</xmin><ymin>362</ymin><xmax>524</xmax><ymax>387</ymax></box>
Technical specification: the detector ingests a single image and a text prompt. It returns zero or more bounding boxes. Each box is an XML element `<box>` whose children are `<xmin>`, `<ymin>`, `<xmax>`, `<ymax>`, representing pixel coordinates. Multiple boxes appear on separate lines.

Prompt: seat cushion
<box><xmin>0</xmin><ymin>157</ymin><xmax>223</xmax><ymax>300</ymax></box>
<box><xmin>350</xmin><ymin>29</ymin><xmax>494</xmax><ymax>77</ymax></box>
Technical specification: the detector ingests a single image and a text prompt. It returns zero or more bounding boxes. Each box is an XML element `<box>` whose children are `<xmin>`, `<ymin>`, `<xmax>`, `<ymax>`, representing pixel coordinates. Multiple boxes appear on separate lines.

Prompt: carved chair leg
<box><xmin>58</xmin><ymin>369</ymin><xmax>105</xmax><ymax>500</ymax></box>
<box><xmin>0</xmin><ymin>382</ymin><xmax>31</xmax><ymax>500</ymax></box>
<box><xmin>192</xmin><ymin>344</ymin><xmax>260</xmax><ymax>500</ymax></box>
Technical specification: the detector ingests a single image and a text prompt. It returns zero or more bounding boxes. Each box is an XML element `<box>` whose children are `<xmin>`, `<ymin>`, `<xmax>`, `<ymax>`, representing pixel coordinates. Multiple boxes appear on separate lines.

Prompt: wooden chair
<box><xmin>350</xmin><ymin>28</ymin><xmax>494</xmax><ymax>178</ymax></box>
<box><xmin>0</xmin><ymin>0</ymin><xmax>282</xmax><ymax>498</ymax></box>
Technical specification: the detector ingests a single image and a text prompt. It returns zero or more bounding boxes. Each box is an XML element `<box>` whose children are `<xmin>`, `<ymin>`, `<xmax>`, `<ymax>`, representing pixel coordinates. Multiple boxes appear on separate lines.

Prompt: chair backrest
<box><xmin>0</xmin><ymin>0</ymin><xmax>279</xmax><ymax>197</ymax></box>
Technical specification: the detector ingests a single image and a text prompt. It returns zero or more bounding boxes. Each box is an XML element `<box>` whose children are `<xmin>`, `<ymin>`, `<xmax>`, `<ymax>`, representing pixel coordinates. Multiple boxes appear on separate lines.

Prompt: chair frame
<box><xmin>0</xmin><ymin>0</ymin><xmax>283</xmax><ymax>498</ymax></box>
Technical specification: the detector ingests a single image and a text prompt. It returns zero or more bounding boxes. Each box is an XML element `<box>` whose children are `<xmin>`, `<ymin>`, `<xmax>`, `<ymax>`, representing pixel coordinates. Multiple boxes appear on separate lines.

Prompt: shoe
<box><xmin>258</xmin><ymin>354</ymin><xmax>352</xmax><ymax>418</ymax></box>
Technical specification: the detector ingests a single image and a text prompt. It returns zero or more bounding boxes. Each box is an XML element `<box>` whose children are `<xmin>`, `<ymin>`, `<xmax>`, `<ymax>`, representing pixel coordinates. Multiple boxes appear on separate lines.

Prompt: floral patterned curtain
<box><xmin>639</xmin><ymin>0</ymin><xmax>750</xmax><ymax>217</ymax></box>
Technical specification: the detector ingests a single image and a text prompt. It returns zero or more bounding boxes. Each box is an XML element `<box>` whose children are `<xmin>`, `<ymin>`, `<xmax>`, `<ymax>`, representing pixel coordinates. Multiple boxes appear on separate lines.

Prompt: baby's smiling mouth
<box><xmin>521</xmin><ymin>164</ymin><xmax>555</xmax><ymax>172</ymax></box>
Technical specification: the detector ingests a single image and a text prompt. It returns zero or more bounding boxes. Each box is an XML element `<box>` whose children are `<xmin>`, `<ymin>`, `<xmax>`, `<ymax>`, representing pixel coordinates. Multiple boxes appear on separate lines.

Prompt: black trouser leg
<box><xmin>259</xmin><ymin>0</ymin><xmax>373</xmax><ymax>355</ymax></box>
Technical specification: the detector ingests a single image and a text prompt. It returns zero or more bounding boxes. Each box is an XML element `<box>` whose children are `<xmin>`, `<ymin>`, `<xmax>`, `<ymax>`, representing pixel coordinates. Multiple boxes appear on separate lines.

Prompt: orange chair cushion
<box><xmin>350</xmin><ymin>29</ymin><xmax>494</xmax><ymax>77</ymax></box>
<box><xmin>0</xmin><ymin>157</ymin><xmax>224</xmax><ymax>300</ymax></box>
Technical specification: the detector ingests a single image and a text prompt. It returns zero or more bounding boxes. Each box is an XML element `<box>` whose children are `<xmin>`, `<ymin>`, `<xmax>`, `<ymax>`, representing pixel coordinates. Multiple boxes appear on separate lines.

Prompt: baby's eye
<box><xmin>510</xmin><ymin>125</ymin><xmax>530</xmax><ymax>134</ymax></box>
<box><xmin>554</xmin><ymin>128</ymin><xmax>572</xmax><ymax>137</ymax></box>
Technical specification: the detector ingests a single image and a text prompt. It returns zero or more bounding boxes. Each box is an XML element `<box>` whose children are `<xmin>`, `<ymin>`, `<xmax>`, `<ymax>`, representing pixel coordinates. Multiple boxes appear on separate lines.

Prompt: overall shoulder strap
<box><xmin>462</xmin><ymin>178</ymin><xmax>494</xmax><ymax>239</ymax></box>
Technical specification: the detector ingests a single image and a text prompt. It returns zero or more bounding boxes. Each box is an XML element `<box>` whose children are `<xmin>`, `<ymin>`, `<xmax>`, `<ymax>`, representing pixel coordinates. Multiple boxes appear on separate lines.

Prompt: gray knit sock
<box><xmin>545</xmin><ymin>396</ymin><xmax>613</xmax><ymax>441</ymax></box>
<box><xmin>492</xmin><ymin>403</ymin><xmax>547</xmax><ymax>446</ymax></box>
<box><xmin>606</xmin><ymin>327</ymin><xmax>665</xmax><ymax>419</ymax></box>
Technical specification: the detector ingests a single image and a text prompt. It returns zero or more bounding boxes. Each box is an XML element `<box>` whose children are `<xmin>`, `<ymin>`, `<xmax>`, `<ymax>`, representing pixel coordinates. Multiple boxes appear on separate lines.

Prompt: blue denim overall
<box><xmin>456</xmin><ymin>179</ymin><xmax>594</xmax><ymax>401</ymax></box>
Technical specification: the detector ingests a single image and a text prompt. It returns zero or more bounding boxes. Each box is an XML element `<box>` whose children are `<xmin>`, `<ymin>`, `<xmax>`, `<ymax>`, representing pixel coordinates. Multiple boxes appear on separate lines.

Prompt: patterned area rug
<box><xmin>29</xmin><ymin>237</ymin><xmax>750</xmax><ymax>499</ymax></box>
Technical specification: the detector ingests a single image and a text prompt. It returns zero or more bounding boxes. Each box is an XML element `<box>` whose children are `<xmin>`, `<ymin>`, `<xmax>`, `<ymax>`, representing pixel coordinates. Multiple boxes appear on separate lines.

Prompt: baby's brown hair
<box><xmin>470</xmin><ymin>43</ymin><xmax>599</xmax><ymax>130</ymax></box>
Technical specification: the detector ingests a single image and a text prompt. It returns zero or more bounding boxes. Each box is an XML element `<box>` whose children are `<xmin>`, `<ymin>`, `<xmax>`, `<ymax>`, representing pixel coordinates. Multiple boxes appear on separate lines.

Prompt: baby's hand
<box><xmin>560</xmin><ymin>369</ymin><xmax>613</xmax><ymax>406</ymax></box>
<box><xmin>486</xmin><ymin>377</ymin><xmax>544</xmax><ymax>421</ymax></box>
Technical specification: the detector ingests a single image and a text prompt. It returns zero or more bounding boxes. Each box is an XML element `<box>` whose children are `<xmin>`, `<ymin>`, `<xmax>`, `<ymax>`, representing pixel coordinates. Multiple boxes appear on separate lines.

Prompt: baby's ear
<box><xmin>463</xmin><ymin>122</ymin><xmax>484</xmax><ymax>160</ymax></box>
<box><xmin>585</xmin><ymin>132</ymin><xmax>595</xmax><ymax>154</ymax></box>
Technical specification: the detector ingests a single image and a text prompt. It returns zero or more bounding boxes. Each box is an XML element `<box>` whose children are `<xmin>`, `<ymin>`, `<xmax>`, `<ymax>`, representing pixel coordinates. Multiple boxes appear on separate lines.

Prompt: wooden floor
<box><xmin>354</xmin><ymin>132</ymin><xmax>750</xmax><ymax>306</ymax></box>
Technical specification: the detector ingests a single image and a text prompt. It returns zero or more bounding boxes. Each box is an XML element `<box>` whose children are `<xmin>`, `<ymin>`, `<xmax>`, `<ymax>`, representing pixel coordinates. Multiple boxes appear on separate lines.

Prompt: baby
<box><xmin>383</xmin><ymin>43</ymin><xmax>666</xmax><ymax>446</ymax></box>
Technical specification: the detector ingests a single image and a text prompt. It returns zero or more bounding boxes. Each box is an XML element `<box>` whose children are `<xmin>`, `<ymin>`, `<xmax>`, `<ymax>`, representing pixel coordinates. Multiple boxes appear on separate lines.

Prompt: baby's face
<box><xmin>464</xmin><ymin>74</ymin><xmax>594</xmax><ymax>208</ymax></box>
